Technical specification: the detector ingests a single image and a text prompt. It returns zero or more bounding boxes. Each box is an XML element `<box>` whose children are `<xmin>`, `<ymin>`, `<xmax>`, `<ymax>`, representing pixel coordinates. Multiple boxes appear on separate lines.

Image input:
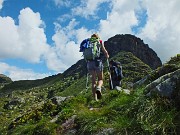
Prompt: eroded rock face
<box><xmin>3</xmin><ymin>98</ymin><xmax>25</xmax><ymax>110</ymax></box>
<box><xmin>51</xmin><ymin>96</ymin><xmax>67</xmax><ymax>105</ymax></box>
<box><xmin>145</xmin><ymin>69</ymin><xmax>180</xmax><ymax>99</ymax></box>
<box><xmin>104</xmin><ymin>34</ymin><xmax>162</xmax><ymax>69</ymax></box>
<box><xmin>0</xmin><ymin>74</ymin><xmax>12</xmax><ymax>83</ymax></box>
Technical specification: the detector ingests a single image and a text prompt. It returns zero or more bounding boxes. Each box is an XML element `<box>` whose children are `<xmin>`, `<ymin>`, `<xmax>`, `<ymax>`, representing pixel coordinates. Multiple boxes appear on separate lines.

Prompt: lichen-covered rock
<box><xmin>3</xmin><ymin>98</ymin><xmax>25</xmax><ymax>110</ymax></box>
<box><xmin>145</xmin><ymin>69</ymin><xmax>180</xmax><ymax>98</ymax></box>
<box><xmin>51</xmin><ymin>96</ymin><xmax>67</xmax><ymax>105</ymax></box>
<box><xmin>96</xmin><ymin>128</ymin><xmax>115</xmax><ymax>135</ymax></box>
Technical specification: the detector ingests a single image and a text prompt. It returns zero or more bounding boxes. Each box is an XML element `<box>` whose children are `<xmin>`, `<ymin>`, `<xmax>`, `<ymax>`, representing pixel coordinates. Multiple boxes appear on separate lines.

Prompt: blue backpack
<box><xmin>80</xmin><ymin>37</ymin><xmax>101</xmax><ymax>61</ymax></box>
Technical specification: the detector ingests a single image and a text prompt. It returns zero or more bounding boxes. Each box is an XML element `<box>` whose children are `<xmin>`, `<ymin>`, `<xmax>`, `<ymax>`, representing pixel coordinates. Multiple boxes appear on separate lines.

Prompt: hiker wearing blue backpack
<box><xmin>80</xmin><ymin>34</ymin><xmax>109</xmax><ymax>101</ymax></box>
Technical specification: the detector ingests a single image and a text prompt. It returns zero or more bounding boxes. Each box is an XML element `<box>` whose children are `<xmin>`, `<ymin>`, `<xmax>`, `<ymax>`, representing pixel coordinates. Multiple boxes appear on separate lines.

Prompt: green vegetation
<box><xmin>0</xmin><ymin>53</ymin><xmax>179</xmax><ymax>134</ymax></box>
<box><xmin>1</xmin><ymin>89</ymin><xmax>179</xmax><ymax>134</ymax></box>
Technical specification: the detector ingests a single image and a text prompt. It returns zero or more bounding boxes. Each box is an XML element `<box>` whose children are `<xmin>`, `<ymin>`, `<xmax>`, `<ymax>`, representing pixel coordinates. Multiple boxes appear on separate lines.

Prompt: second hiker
<box><xmin>109</xmin><ymin>60</ymin><xmax>123</xmax><ymax>90</ymax></box>
<box><xmin>80</xmin><ymin>33</ymin><xmax>109</xmax><ymax>100</ymax></box>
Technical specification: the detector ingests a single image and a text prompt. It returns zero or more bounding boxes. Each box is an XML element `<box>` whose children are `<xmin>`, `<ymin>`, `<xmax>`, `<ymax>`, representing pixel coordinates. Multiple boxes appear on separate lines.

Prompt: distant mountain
<box><xmin>0</xmin><ymin>74</ymin><xmax>12</xmax><ymax>84</ymax></box>
<box><xmin>104</xmin><ymin>34</ymin><xmax>162</xmax><ymax>69</ymax></box>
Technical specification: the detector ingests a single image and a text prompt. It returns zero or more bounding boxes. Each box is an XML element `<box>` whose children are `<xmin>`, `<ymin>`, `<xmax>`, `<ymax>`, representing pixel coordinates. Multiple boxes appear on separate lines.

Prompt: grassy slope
<box><xmin>0</xmin><ymin>54</ymin><xmax>179</xmax><ymax>134</ymax></box>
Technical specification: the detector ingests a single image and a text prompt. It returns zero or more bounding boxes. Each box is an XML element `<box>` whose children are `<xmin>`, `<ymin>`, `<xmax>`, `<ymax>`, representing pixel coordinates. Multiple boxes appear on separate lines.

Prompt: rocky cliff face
<box><xmin>104</xmin><ymin>34</ymin><xmax>162</xmax><ymax>69</ymax></box>
<box><xmin>0</xmin><ymin>74</ymin><xmax>12</xmax><ymax>84</ymax></box>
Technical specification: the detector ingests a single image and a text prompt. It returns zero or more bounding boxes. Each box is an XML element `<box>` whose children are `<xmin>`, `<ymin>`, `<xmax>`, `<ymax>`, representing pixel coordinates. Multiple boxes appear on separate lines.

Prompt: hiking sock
<box><xmin>96</xmin><ymin>87</ymin><xmax>102</xmax><ymax>99</ymax></box>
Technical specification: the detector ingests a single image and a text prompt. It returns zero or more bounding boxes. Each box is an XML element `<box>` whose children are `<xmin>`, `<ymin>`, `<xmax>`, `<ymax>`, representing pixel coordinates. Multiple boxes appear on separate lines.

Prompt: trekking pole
<box><xmin>107</xmin><ymin>59</ymin><xmax>113</xmax><ymax>90</ymax></box>
<box><xmin>85</xmin><ymin>72</ymin><xmax>89</xmax><ymax>92</ymax></box>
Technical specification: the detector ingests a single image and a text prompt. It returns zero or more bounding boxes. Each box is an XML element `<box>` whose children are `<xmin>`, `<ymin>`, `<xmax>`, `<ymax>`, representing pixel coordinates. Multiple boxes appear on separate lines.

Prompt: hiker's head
<box><xmin>91</xmin><ymin>33</ymin><xmax>99</xmax><ymax>39</ymax></box>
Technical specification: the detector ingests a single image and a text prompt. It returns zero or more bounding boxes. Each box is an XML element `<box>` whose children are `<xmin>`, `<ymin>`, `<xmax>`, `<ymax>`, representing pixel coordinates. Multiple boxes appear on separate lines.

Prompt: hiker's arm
<box><xmin>101</xmin><ymin>43</ymin><xmax>109</xmax><ymax>58</ymax></box>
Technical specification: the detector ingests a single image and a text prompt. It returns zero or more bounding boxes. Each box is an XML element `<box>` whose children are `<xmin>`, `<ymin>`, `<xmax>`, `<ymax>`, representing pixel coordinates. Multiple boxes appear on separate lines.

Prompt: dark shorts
<box><xmin>87</xmin><ymin>59</ymin><xmax>103</xmax><ymax>72</ymax></box>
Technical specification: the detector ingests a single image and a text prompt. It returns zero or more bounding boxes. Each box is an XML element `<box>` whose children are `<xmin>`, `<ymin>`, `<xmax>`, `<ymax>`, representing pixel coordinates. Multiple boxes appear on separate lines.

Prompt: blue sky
<box><xmin>0</xmin><ymin>0</ymin><xmax>180</xmax><ymax>81</ymax></box>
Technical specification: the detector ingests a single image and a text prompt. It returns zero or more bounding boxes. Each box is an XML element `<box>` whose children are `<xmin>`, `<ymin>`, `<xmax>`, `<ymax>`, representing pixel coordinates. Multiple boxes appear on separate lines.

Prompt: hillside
<box><xmin>0</xmin><ymin>35</ymin><xmax>179</xmax><ymax>135</ymax></box>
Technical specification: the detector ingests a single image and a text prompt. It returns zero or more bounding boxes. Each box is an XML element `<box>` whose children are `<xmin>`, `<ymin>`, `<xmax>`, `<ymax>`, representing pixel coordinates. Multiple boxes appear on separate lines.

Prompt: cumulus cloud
<box><xmin>0</xmin><ymin>0</ymin><xmax>5</xmax><ymax>10</ymax></box>
<box><xmin>98</xmin><ymin>0</ymin><xmax>139</xmax><ymax>40</ymax></box>
<box><xmin>0</xmin><ymin>7</ymin><xmax>49</xmax><ymax>63</ymax></box>
<box><xmin>0</xmin><ymin>7</ymin><xmax>74</xmax><ymax>73</ymax></box>
<box><xmin>0</xmin><ymin>62</ymin><xmax>51</xmax><ymax>81</ymax></box>
<box><xmin>52</xmin><ymin>0</ymin><xmax>71</xmax><ymax>7</ymax></box>
<box><xmin>72</xmin><ymin>0</ymin><xmax>110</xmax><ymax>19</ymax></box>
<box><xmin>50</xmin><ymin>19</ymin><xmax>82</xmax><ymax>71</ymax></box>
<box><xmin>138</xmin><ymin>0</ymin><xmax>180</xmax><ymax>63</ymax></box>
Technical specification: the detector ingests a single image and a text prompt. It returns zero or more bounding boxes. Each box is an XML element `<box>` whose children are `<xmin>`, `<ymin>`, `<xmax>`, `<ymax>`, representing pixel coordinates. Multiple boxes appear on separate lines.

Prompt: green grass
<box><xmin>0</xmin><ymin>53</ymin><xmax>179</xmax><ymax>134</ymax></box>
<box><xmin>1</xmin><ymin>86</ymin><xmax>179</xmax><ymax>135</ymax></box>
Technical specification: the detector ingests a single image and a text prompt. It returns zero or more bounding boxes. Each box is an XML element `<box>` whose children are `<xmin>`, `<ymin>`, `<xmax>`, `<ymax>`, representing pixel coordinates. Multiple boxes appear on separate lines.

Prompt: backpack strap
<box><xmin>99</xmin><ymin>40</ymin><xmax>102</xmax><ymax>45</ymax></box>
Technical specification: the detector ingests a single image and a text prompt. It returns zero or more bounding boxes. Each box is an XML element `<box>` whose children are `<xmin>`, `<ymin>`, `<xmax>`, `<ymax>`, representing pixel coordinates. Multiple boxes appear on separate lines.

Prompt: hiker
<box><xmin>109</xmin><ymin>60</ymin><xmax>123</xmax><ymax>90</ymax></box>
<box><xmin>80</xmin><ymin>33</ymin><xmax>109</xmax><ymax>100</ymax></box>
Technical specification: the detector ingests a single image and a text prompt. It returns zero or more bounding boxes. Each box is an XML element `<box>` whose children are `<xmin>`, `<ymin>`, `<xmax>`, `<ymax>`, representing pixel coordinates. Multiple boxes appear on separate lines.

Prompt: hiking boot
<box><xmin>115</xmin><ymin>86</ymin><xmax>122</xmax><ymax>91</ymax></box>
<box><xmin>96</xmin><ymin>87</ymin><xmax>102</xmax><ymax>99</ymax></box>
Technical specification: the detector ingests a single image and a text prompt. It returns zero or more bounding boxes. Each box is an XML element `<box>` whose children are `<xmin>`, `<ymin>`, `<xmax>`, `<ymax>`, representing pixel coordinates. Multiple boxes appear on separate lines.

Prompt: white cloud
<box><xmin>0</xmin><ymin>7</ymin><xmax>71</xmax><ymax>73</ymax></box>
<box><xmin>0</xmin><ymin>7</ymin><xmax>49</xmax><ymax>63</ymax></box>
<box><xmin>53</xmin><ymin>0</ymin><xmax>71</xmax><ymax>7</ymax></box>
<box><xmin>0</xmin><ymin>62</ymin><xmax>51</xmax><ymax>81</ymax></box>
<box><xmin>0</xmin><ymin>0</ymin><xmax>5</xmax><ymax>10</ymax></box>
<box><xmin>50</xmin><ymin>19</ymin><xmax>82</xmax><ymax>71</ymax></box>
<box><xmin>99</xmin><ymin>0</ymin><xmax>139</xmax><ymax>40</ymax></box>
<box><xmin>138</xmin><ymin>0</ymin><xmax>180</xmax><ymax>63</ymax></box>
<box><xmin>72</xmin><ymin>0</ymin><xmax>110</xmax><ymax>18</ymax></box>
<box><xmin>57</xmin><ymin>14</ymin><xmax>72</xmax><ymax>23</ymax></box>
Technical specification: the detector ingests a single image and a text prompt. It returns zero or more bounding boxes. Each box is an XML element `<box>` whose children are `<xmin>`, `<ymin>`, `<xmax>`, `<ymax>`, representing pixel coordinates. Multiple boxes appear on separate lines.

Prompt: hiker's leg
<box><xmin>96</xmin><ymin>59</ymin><xmax>103</xmax><ymax>88</ymax></box>
<box><xmin>97</xmin><ymin>71</ymin><xmax>103</xmax><ymax>88</ymax></box>
<box><xmin>90</xmin><ymin>70</ymin><xmax>97</xmax><ymax>99</ymax></box>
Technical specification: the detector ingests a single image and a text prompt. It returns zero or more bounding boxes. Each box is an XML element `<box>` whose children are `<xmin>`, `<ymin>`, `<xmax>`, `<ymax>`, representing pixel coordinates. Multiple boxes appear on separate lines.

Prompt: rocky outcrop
<box><xmin>0</xmin><ymin>74</ymin><xmax>12</xmax><ymax>84</ymax></box>
<box><xmin>3</xmin><ymin>98</ymin><xmax>25</xmax><ymax>110</ymax></box>
<box><xmin>145</xmin><ymin>69</ymin><xmax>180</xmax><ymax>108</ymax></box>
<box><xmin>104</xmin><ymin>34</ymin><xmax>162</xmax><ymax>69</ymax></box>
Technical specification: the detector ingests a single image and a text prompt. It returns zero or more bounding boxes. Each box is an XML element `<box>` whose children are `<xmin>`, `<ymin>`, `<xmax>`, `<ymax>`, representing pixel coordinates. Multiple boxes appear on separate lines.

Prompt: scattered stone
<box><xmin>51</xmin><ymin>96</ymin><xmax>66</xmax><ymax>105</ymax></box>
<box><xmin>61</xmin><ymin>115</ymin><xmax>77</xmax><ymax>134</ymax></box>
<box><xmin>96</xmin><ymin>128</ymin><xmax>115</xmax><ymax>135</ymax></box>
<box><xmin>115</xmin><ymin>86</ymin><xmax>130</xmax><ymax>94</ymax></box>
<box><xmin>50</xmin><ymin>115</ymin><xmax>59</xmax><ymax>123</ymax></box>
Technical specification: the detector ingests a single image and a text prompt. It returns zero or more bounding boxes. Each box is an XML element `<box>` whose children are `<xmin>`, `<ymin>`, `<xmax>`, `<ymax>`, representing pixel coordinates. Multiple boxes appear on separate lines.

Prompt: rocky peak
<box><xmin>0</xmin><ymin>74</ymin><xmax>12</xmax><ymax>84</ymax></box>
<box><xmin>104</xmin><ymin>34</ymin><xmax>162</xmax><ymax>69</ymax></box>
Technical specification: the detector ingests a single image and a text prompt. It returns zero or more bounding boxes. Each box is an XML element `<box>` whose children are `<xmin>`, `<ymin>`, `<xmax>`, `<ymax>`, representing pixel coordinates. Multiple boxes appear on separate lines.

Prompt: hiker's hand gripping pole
<box><xmin>107</xmin><ymin>59</ymin><xmax>113</xmax><ymax>90</ymax></box>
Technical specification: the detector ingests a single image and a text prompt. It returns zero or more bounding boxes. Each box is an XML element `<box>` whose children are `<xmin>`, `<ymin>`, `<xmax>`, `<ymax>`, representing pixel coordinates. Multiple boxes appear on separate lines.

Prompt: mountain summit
<box><xmin>104</xmin><ymin>34</ymin><xmax>162</xmax><ymax>69</ymax></box>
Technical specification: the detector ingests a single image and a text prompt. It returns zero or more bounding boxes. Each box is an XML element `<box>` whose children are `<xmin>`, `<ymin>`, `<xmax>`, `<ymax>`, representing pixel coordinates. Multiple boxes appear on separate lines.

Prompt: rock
<box><xmin>115</xmin><ymin>86</ymin><xmax>131</xmax><ymax>94</ymax></box>
<box><xmin>61</xmin><ymin>115</ymin><xmax>77</xmax><ymax>134</ymax></box>
<box><xmin>63</xmin><ymin>129</ymin><xmax>77</xmax><ymax>135</ymax></box>
<box><xmin>96</xmin><ymin>128</ymin><xmax>115</xmax><ymax>135</ymax></box>
<box><xmin>104</xmin><ymin>34</ymin><xmax>162</xmax><ymax>69</ymax></box>
<box><xmin>145</xmin><ymin>69</ymin><xmax>180</xmax><ymax>98</ymax></box>
<box><xmin>50</xmin><ymin>115</ymin><xmax>59</xmax><ymax>123</ymax></box>
<box><xmin>0</xmin><ymin>74</ymin><xmax>12</xmax><ymax>83</ymax></box>
<box><xmin>51</xmin><ymin>96</ymin><xmax>67</xmax><ymax>105</ymax></box>
<box><xmin>3</xmin><ymin>98</ymin><xmax>25</xmax><ymax>110</ymax></box>
<box><xmin>133</xmin><ymin>75</ymin><xmax>149</xmax><ymax>88</ymax></box>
